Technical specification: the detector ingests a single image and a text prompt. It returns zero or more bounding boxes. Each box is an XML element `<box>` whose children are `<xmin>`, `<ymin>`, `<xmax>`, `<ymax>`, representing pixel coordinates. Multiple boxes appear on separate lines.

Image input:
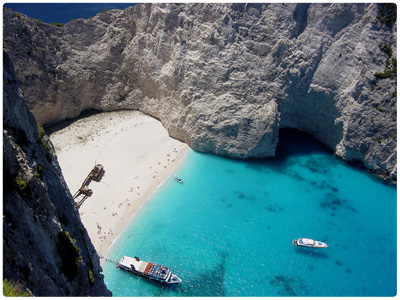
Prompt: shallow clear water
<box><xmin>103</xmin><ymin>130</ymin><xmax>396</xmax><ymax>296</ymax></box>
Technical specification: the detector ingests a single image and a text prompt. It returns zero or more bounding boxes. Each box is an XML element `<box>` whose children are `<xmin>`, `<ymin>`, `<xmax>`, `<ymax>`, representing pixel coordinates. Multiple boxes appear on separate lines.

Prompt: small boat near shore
<box><xmin>293</xmin><ymin>238</ymin><xmax>329</xmax><ymax>248</ymax></box>
<box><xmin>174</xmin><ymin>174</ymin><xmax>183</xmax><ymax>183</ymax></box>
<box><xmin>117</xmin><ymin>256</ymin><xmax>182</xmax><ymax>284</ymax></box>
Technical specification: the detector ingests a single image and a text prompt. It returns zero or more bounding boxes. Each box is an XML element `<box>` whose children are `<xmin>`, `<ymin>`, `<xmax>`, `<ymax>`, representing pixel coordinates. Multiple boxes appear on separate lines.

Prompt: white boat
<box><xmin>293</xmin><ymin>238</ymin><xmax>329</xmax><ymax>248</ymax></box>
<box><xmin>174</xmin><ymin>174</ymin><xmax>183</xmax><ymax>183</ymax></box>
<box><xmin>116</xmin><ymin>256</ymin><xmax>182</xmax><ymax>284</ymax></box>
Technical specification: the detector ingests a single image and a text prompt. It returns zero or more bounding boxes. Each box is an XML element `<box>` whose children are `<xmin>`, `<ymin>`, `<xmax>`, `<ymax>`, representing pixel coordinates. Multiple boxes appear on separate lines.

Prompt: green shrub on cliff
<box><xmin>380</xmin><ymin>44</ymin><xmax>393</xmax><ymax>57</ymax></box>
<box><xmin>377</xmin><ymin>3</ymin><xmax>396</xmax><ymax>30</ymax></box>
<box><xmin>57</xmin><ymin>231</ymin><xmax>82</xmax><ymax>281</ymax></box>
<box><xmin>50</xmin><ymin>22</ymin><xmax>64</xmax><ymax>27</ymax></box>
<box><xmin>374</xmin><ymin>44</ymin><xmax>397</xmax><ymax>80</ymax></box>
<box><xmin>3</xmin><ymin>279</ymin><xmax>30</xmax><ymax>296</ymax></box>
<box><xmin>15</xmin><ymin>175</ymin><xmax>28</xmax><ymax>198</ymax></box>
<box><xmin>36</xmin><ymin>122</ymin><xmax>54</xmax><ymax>155</ymax></box>
<box><xmin>88</xmin><ymin>269</ymin><xmax>95</xmax><ymax>286</ymax></box>
<box><xmin>34</xmin><ymin>165</ymin><xmax>43</xmax><ymax>180</ymax></box>
<box><xmin>15</xmin><ymin>176</ymin><xmax>27</xmax><ymax>190</ymax></box>
<box><xmin>36</xmin><ymin>122</ymin><xmax>45</xmax><ymax>138</ymax></box>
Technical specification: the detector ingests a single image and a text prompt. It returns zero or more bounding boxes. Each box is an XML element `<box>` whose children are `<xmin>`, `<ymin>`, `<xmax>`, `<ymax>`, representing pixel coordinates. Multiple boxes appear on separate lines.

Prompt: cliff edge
<box><xmin>3</xmin><ymin>3</ymin><xmax>396</xmax><ymax>181</ymax></box>
<box><xmin>3</xmin><ymin>50</ymin><xmax>111</xmax><ymax>296</ymax></box>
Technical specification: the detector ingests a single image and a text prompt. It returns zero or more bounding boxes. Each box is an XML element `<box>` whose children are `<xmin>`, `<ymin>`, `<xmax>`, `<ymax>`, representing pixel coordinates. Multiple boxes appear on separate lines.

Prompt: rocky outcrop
<box><xmin>3</xmin><ymin>4</ymin><xmax>397</xmax><ymax>180</ymax></box>
<box><xmin>3</xmin><ymin>50</ymin><xmax>111</xmax><ymax>296</ymax></box>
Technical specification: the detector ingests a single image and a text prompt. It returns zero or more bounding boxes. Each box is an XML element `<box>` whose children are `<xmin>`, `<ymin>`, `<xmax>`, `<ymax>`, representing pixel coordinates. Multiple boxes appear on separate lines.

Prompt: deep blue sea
<box><xmin>3</xmin><ymin>3</ymin><xmax>135</xmax><ymax>24</ymax></box>
<box><xmin>102</xmin><ymin>130</ymin><xmax>396</xmax><ymax>297</ymax></box>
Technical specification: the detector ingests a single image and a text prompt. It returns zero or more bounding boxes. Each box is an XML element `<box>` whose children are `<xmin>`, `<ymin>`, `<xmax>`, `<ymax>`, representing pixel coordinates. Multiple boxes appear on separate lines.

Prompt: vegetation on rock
<box><xmin>57</xmin><ymin>231</ymin><xmax>82</xmax><ymax>281</ymax></box>
<box><xmin>3</xmin><ymin>279</ymin><xmax>31</xmax><ymax>297</ymax></box>
<box><xmin>50</xmin><ymin>22</ymin><xmax>64</xmax><ymax>27</ymax></box>
<box><xmin>377</xmin><ymin>3</ymin><xmax>397</xmax><ymax>30</ymax></box>
<box><xmin>374</xmin><ymin>44</ymin><xmax>397</xmax><ymax>80</ymax></box>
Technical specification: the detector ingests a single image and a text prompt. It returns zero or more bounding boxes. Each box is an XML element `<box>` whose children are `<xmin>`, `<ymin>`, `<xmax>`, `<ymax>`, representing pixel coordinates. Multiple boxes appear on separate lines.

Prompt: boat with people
<box><xmin>174</xmin><ymin>174</ymin><xmax>183</xmax><ymax>183</ymax></box>
<box><xmin>293</xmin><ymin>238</ymin><xmax>329</xmax><ymax>248</ymax></box>
<box><xmin>116</xmin><ymin>256</ymin><xmax>182</xmax><ymax>284</ymax></box>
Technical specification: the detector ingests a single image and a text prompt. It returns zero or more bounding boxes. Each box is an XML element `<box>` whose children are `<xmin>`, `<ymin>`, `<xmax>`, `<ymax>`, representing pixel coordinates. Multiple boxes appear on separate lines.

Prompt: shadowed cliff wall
<box><xmin>3</xmin><ymin>50</ymin><xmax>112</xmax><ymax>296</ymax></box>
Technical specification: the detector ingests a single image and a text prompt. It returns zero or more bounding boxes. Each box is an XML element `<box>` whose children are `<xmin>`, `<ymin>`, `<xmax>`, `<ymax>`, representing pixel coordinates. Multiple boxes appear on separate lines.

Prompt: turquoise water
<box><xmin>103</xmin><ymin>130</ymin><xmax>396</xmax><ymax>296</ymax></box>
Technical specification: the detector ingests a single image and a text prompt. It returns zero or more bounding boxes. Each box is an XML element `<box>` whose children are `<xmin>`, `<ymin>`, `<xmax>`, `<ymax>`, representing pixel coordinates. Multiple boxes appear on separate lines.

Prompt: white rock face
<box><xmin>3</xmin><ymin>3</ymin><xmax>397</xmax><ymax>180</ymax></box>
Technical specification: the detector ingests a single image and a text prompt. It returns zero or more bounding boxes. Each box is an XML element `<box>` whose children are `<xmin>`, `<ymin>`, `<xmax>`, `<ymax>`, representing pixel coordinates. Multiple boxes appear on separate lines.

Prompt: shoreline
<box><xmin>101</xmin><ymin>146</ymin><xmax>189</xmax><ymax>259</ymax></box>
<box><xmin>49</xmin><ymin>110</ymin><xmax>189</xmax><ymax>257</ymax></box>
<box><xmin>104</xmin><ymin>149</ymin><xmax>188</xmax><ymax>256</ymax></box>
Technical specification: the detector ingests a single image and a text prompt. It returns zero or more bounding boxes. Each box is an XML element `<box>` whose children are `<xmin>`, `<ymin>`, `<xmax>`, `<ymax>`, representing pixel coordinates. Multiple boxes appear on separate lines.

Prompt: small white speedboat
<box><xmin>174</xmin><ymin>174</ymin><xmax>183</xmax><ymax>183</ymax></box>
<box><xmin>293</xmin><ymin>238</ymin><xmax>329</xmax><ymax>248</ymax></box>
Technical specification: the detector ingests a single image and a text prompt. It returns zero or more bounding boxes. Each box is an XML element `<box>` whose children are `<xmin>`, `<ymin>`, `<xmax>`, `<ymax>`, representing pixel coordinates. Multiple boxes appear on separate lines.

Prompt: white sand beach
<box><xmin>49</xmin><ymin>110</ymin><xmax>188</xmax><ymax>257</ymax></box>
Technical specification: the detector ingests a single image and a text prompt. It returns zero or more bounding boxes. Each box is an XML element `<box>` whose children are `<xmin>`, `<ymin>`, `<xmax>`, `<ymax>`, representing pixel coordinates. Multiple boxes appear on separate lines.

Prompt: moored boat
<box><xmin>293</xmin><ymin>238</ymin><xmax>329</xmax><ymax>248</ymax></box>
<box><xmin>174</xmin><ymin>174</ymin><xmax>183</xmax><ymax>183</ymax></box>
<box><xmin>116</xmin><ymin>256</ymin><xmax>182</xmax><ymax>284</ymax></box>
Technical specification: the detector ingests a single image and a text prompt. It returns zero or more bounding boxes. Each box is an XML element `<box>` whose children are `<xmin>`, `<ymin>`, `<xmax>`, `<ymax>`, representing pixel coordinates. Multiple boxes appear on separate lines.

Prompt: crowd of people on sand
<box><xmin>94</xmin><ymin>198</ymin><xmax>133</xmax><ymax>244</ymax></box>
<box><xmin>96</xmin><ymin>222</ymin><xmax>114</xmax><ymax>245</ymax></box>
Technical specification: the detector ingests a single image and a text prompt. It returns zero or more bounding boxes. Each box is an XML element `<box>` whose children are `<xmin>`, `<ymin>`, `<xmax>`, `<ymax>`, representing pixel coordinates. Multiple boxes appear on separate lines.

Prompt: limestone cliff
<box><xmin>3</xmin><ymin>4</ymin><xmax>396</xmax><ymax>181</ymax></box>
<box><xmin>3</xmin><ymin>50</ymin><xmax>111</xmax><ymax>296</ymax></box>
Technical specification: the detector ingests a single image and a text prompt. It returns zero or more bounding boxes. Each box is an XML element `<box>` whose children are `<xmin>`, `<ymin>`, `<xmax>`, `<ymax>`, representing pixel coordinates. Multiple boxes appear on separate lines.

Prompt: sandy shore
<box><xmin>49</xmin><ymin>110</ymin><xmax>188</xmax><ymax>257</ymax></box>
